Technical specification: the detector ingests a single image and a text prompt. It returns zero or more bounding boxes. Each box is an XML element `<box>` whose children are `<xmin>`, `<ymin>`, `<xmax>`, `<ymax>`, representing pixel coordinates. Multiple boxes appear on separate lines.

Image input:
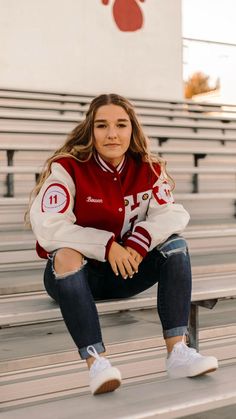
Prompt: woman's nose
<box><xmin>107</xmin><ymin>127</ymin><xmax>117</xmax><ymax>139</ymax></box>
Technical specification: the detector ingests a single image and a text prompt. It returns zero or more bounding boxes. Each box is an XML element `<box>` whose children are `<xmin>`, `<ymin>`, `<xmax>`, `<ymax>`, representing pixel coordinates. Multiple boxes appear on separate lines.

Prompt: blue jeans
<box><xmin>44</xmin><ymin>234</ymin><xmax>192</xmax><ymax>359</ymax></box>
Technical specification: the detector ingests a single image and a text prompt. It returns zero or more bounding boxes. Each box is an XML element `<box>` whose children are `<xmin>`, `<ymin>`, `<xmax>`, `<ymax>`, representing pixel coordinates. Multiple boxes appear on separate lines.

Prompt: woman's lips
<box><xmin>104</xmin><ymin>144</ymin><xmax>120</xmax><ymax>147</ymax></box>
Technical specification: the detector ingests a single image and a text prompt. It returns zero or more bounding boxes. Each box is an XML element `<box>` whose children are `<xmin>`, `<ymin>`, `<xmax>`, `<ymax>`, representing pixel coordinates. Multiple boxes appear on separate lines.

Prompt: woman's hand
<box><xmin>125</xmin><ymin>246</ymin><xmax>143</xmax><ymax>266</ymax></box>
<box><xmin>108</xmin><ymin>242</ymin><xmax>139</xmax><ymax>279</ymax></box>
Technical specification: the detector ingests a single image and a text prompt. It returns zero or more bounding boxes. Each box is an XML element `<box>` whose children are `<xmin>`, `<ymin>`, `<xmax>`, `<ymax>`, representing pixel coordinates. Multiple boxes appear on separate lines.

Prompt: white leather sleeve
<box><xmin>30</xmin><ymin>163</ymin><xmax>114</xmax><ymax>261</ymax></box>
<box><xmin>133</xmin><ymin>176</ymin><xmax>190</xmax><ymax>250</ymax></box>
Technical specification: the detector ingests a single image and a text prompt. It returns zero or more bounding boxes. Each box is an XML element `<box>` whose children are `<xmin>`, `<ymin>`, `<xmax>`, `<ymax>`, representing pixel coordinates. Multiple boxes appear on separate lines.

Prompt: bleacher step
<box><xmin>1</xmin><ymin>254</ymin><xmax>236</xmax><ymax>295</ymax></box>
<box><xmin>1</xmin><ymin>274</ymin><xmax>236</xmax><ymax>327</ymax></box>
<box><xmin>1</xmin><ymin>227</ymin><xmax>236</xmax><ymax>253</ymax></box>
<box><xmin>1</xmin><ymin>344</ymin><xmax>236</xmax><ymax>415</ymax></box>
<box><xmin>0</xmin><ymin>268</ymin><xmax>44</xmax><ymax>294</ymax></box>
<box><xmin>1</xmin><ymin>300</ymin><xmax>235</xmax><ymax>373</ymax></box>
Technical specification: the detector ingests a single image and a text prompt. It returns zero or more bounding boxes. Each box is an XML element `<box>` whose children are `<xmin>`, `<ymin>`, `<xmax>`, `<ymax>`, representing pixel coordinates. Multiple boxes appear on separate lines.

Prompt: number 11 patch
<box><xmin>41</xmin><ymin>183</ymin><xmax>70</xmax><ymax>213</ymax></box>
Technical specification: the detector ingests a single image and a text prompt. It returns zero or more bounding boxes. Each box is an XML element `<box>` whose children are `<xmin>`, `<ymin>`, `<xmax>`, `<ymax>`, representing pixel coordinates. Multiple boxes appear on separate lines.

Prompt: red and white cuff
<box><xmin>124</xmin><ymin>226</ymin><xmax>151</xmax><ymax>258</ymax></box>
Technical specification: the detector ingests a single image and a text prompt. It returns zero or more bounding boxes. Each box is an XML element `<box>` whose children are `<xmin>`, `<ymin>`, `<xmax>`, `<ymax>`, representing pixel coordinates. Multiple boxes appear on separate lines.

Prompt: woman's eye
<box><xmin>117</xmin><ymin>124</ymin><xmax>127</xmax><ymax>128</ymax></box>
<box><xmin>96</xmin><ymin>124</ymin><xmax>107</xmax><ymax>128</ymax></box>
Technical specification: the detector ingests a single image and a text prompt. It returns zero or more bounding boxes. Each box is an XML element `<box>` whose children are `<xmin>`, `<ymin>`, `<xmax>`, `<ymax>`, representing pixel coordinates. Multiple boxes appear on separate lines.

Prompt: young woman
<box><xmin>28</xmin><ymin>93</ymin><xmax>218</xmax><ymax>395</ymax></box>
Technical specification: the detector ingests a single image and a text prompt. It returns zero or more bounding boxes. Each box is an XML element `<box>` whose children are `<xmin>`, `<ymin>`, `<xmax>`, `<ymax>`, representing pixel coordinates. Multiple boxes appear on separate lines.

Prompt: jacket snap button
<box><xmin>114</xmin><ymin>177</ymin><xmax>117</xmax><ymax>181</ymax></box>
<box><xmin>118</xmin><ymin>208</ymin><xmax>123</xmax><ymax>212</ymax></box>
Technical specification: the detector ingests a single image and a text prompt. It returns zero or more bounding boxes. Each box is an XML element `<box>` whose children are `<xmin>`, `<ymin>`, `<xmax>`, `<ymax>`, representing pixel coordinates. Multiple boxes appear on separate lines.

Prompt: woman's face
<box><xmin>93</xmin><ymin>104</ymin><xmax>132</xmax><ymax>167</ymax></box>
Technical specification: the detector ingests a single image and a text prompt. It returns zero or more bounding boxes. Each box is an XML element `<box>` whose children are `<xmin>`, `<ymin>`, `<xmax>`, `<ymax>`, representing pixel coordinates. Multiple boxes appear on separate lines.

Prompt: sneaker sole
<box><xmin>190</xmin><ymin>367</ymin><xmax>217</xmax><ymax>377</ymax></box>
<box><xmin>93</xmin><ymin>378</ymin><xmax>121</xmax><ymax>395</ymax></box>
<box><xmin>167</xmin><ymin>353</ymin><xmax>219</xmax><ymax>379</ymax></box>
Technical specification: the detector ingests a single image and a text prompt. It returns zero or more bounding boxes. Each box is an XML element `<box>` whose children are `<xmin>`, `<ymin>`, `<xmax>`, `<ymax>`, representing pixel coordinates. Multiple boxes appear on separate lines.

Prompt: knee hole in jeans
<box><xmin>50</xmin><ymin>248</ymin><xmax>86</xmax><ymax>279</ymax></box>
<box><xmin>54</xmin><ymin>268</ymin><xmax>82</xmax><ymax>280</ymax></box>
<box><xmin>157</xmin><ymin>236</ymin><xmax>188</xmax><ymax>259</ymax></box>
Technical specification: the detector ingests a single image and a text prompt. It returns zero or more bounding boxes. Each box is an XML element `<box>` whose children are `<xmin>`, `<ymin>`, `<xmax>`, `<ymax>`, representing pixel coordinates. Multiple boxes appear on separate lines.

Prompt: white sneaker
<box><xmin>87</xmin><ymin>346</ymin><xmax>122</xmax><ymax>395</ymax></box>
<box><xmin>166</xmin><ymin>341</ymin><xmax>218</xmax><ymax>378</ymax></box>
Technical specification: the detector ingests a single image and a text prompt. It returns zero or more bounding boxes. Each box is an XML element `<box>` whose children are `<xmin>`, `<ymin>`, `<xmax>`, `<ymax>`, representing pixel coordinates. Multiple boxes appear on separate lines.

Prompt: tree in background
<box><xmin>184</xmin><ymin>72</ymin><xmax>220</xmax><ymax>99</ymax></box>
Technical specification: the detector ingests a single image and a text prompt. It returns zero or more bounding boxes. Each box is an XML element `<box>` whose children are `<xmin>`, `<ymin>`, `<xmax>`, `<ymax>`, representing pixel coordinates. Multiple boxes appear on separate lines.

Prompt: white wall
<box><xmin>0</xmin><ymin>0</ymin><xmax>183</xmax><ymax>100</ymax></box>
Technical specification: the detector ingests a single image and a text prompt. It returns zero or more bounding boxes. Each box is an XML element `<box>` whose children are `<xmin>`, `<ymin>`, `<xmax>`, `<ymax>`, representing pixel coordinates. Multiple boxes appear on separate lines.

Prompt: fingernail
<box><xmin>124</xmin><ymin>275</ymin><xmax>128</xmax><ymax>279</ymax></box>
<box><xmin>129</xmin><ymin>275</ymin><xmax>133</xmax><ymax>278</ymax></box>
<box><xmin>116</xmin><ymin>272</ymin><xmax>119</xmax><ymax>276</ymax></box>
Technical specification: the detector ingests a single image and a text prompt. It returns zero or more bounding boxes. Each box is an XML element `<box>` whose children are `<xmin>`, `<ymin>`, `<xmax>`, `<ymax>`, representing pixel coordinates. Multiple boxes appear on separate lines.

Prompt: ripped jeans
<box><xmin>43</xmin><ymin>234</ymin><xmax>192</xmax><ymax>359</ymax></box>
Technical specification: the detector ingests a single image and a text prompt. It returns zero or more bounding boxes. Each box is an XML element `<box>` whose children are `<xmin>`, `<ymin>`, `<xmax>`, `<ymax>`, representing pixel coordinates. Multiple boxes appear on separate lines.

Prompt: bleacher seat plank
<box><xmin>1</xmin><ymin>355</ymin><xmax>236</xmax><ymax>416</ymax></box>
<box><xmin>2</xmin><ymin>142</ymin><xmax>236</xmax><ymax>155</ymax></box>
<box><xmin>170</xmin><ymin>167</ymin><xmax>236</xmax><ymax>174</ymax></box>
<box><xmin>2</xmin><ymin>113</ymin><xmax>236</xmax><ymax>132</ymax></box>
<box><xmin>1</xmin><ymin>225</ymin><xmax>236</xmax><ymax>251</ymax></box>
<box><xmin>2</xmin><ymin>107</ymin><xmax>236</xmax><ymax>125</ymax></box>
<box><xmin>1</xmin><ymin>192</ymin><xmax>236</xmax><ymax>207</ymax></box>
<box><xmin>2</xmin><ymin>87</ymin><xmax>235</xmax><ymax>111</ymax></box>
<box><xmin>1</xmin><ymin>299</ymin><xmax>235</xmax><ymax>373</ymax></box>
<box><xmin>0</xmin><ymin>273</ymin><xmax>235</xmax><ymax>327</ymax></box>
<box><xmin>0</xmin><ymin>166</ymin><xmax>42</xmax><ymax>174</ymax></box>
<box><xmin>0</xmin><ymin>253</ymin><xmax>235</xmax><ymax>296</ymax></box>
<box><xmin>152</xmin><ymin>132</ymin><xmax>236</xmax><ymax>142</ymax></box>
<box><xmin>0</xmin><ymin>142</ymin><xmax>57</xmax><ymax>151</ymax></box>
<box><xmin>1</xmin><ymin>165</ymin><xmax>236</xmax><ymax>175</ymax></box>
<box><xmin>150</xmin><ymin>145</ymin><xmax>236</xmax><ymax>156</ymax></box>
<box><xmin>0</xmin><ymin>269</ymin><xmax>43</xmax><ymax>294</ymax></box>
<box><xmin>0</xmin><ymin>103</ymin><xmax>87</xmax><ymax>114</ymax></box>
<box><xmin>0</xmin><ymin>99</ymin><xmax>236</xmax><ymax>123</ymax></box>
<box><xmin>2</xmin><ymin>131</ymin><xmax>236</xmax><ymax>144</ymax></box>
<box><xmin>0</xmin><ymin>223</ymin><xmax>236</xmax><ymax>255</ymax></box>
<box><xmin>175</xmin><ymin>192</ymin><xmax>236</xmax><ymax>200</ymax></box>
<box><xmin>0</xmin><ymin>249</ymin><xmax>39</xmax><ymax>264</ymax></box>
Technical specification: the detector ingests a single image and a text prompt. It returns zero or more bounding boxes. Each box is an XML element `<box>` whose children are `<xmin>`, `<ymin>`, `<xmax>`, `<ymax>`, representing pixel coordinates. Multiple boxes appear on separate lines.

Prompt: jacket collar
<box><xmin>94</xmin><ymin>152</ymin><xmax>127</xmax><ymax>174</ymax></box>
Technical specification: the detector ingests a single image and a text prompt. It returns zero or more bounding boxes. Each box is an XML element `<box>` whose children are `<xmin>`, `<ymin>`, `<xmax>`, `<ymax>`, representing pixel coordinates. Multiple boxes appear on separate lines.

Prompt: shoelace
<box><xmin>87</xmin><ymin>345</ymin><xmax>111</xmax><ymax>377</ymax></box>
<box><xmin>172</xmin><ymin>342</ymin><xmax>201</xmax><ymax>361</ymax></box>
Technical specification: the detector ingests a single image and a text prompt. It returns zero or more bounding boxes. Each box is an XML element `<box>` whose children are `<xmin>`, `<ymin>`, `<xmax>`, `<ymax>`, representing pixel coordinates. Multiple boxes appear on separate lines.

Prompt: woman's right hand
<box><xmin>108</xmin><ymin>241</ymin><xmax>139</xmax><ymax>279</ymax></box>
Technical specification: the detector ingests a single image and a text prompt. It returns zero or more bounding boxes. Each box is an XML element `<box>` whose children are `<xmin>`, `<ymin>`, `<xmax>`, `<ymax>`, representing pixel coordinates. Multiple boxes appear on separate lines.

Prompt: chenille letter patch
<box><xmin>41</xmin><ymin>183</ymin><xmax>70</xmax><ymax>213</ymax></box>
<box><xmin>153</xmin><ymin>181</ymin><xmax>174</xmax><ymax>205</ymax></box>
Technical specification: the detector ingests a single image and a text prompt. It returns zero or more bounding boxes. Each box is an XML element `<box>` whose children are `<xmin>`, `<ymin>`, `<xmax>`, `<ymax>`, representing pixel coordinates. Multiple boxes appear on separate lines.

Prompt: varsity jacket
<box><xmin>30</xmin><ymin>153</ymin><xmax>190</xmax><ymax>261</ymax></box>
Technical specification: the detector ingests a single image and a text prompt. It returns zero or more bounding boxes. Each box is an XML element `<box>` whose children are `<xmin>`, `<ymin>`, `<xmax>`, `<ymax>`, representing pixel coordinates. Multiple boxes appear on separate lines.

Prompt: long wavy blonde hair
<box><xmin>25</xmin><ymin>93</ymin><xmax>174</xmax><ymax>223</ymax></box>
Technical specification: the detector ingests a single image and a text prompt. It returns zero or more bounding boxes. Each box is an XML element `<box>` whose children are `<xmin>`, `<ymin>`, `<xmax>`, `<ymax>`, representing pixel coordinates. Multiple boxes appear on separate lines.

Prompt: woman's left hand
<box><xmin>125</xmin><ymin>246</ymin><xmax>143</xmax><ymax>267</ymax></box>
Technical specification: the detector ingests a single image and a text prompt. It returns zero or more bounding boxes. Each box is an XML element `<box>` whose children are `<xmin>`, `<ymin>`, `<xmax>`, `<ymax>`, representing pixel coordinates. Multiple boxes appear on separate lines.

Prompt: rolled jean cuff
<box><xmin>79</xmin><ymin>342</ymin><xmax>106</xmax><ymax>359</ymax></box>
<box><xmin>163</xmin><ymin>326</ymin><xmax>188</xmax><ymax>339</ymax></box>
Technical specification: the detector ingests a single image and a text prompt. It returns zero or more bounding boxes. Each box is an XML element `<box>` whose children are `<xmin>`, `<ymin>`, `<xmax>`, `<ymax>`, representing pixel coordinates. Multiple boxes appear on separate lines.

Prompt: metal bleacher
<box><xmin>0</xmin><ymin>88</ymin><xmax>236</xmax><ymax>417</ymax></box>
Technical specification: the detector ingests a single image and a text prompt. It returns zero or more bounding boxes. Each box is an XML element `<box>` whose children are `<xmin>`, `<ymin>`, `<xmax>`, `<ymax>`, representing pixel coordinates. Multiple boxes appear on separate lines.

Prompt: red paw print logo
<box><xmin>101</xmin><ymin>0</ymin><xmax>146</xmax><ymax>32</ymax></box>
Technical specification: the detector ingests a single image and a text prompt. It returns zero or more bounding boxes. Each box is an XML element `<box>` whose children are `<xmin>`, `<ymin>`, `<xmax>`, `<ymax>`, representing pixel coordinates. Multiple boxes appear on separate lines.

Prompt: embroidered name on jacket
<box><xmin>86</xmin><ymin>196</ymin><xmax>103</xmax><ymax>203</ymax></box>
